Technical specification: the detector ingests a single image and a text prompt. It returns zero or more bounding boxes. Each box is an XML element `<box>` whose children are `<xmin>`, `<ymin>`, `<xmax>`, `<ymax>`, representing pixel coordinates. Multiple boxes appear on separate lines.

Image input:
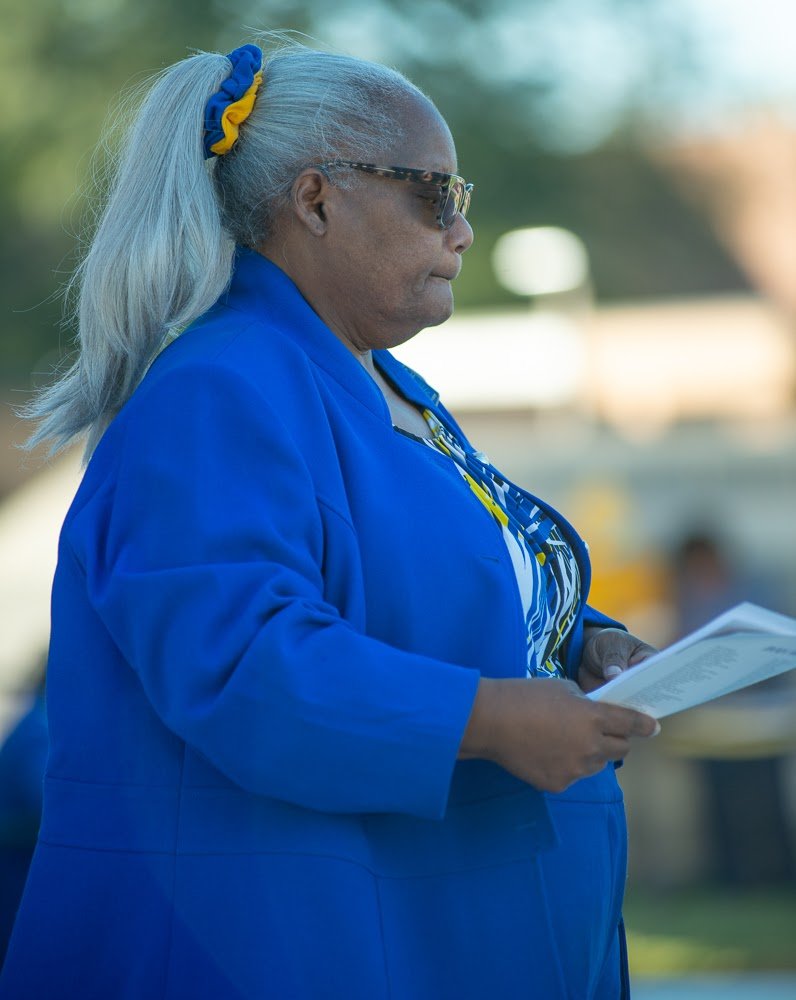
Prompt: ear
<box><xmin>290</xmin><ymin>169</ymin><xmax>331</xmax><ymax>237</ymax></box>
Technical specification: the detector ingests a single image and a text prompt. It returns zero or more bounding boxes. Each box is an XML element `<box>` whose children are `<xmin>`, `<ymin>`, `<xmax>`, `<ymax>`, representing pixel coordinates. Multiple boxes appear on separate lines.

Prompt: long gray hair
<box><xmin>25</xmin><ymin>36</ymin><xmax>421</xmax><ymax>457</ymax></box>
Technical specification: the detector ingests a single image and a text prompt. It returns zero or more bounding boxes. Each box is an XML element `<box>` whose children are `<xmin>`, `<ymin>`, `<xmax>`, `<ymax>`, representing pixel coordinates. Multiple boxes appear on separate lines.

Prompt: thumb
<box><xmin>596</xmin><ymin>629</ymin><xmax>633</xmax><ymax>679</ymax></box>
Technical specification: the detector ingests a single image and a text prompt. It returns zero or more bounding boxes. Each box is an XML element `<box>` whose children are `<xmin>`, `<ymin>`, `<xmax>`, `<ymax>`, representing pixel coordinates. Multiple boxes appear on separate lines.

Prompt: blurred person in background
<box><xmin>0</xmin><ymin>35</ymin><xmax>660</xmax><ymax>999</ymax></box>
<box><xmin>672</xmin><ymin>532</ymin><xmax>758</xmax><ymax>636</ymax></box>
<box><xmin>670</xmin><ymin>531</ymin><xmax>796</xmax><ymax>887</ymax></box>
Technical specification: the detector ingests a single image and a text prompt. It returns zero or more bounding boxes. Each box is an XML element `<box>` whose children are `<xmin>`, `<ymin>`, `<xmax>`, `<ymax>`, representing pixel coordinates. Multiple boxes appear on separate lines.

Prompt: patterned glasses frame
<box><xmin>317</xmin><ymin>160</ymin><xmax>474</xmax><ymax>230</ymax></box>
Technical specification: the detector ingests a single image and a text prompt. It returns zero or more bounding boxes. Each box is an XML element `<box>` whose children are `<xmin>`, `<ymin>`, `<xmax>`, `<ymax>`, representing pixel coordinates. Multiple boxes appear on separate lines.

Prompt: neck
<box><xmin>257</xmin><ymin>245</ymin><xmax>379</xmax><ymax>367</ymax></box>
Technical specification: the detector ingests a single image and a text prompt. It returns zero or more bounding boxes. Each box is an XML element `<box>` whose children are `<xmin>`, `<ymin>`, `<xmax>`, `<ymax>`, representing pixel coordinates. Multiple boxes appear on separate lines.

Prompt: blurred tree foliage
<box><xmin>0</xmin><ymin>0</ymin><xmax>748</xmax><ymax>385</ymax></box>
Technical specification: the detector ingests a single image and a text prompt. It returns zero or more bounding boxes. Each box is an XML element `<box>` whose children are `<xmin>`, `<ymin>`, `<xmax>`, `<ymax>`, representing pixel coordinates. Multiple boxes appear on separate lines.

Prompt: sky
<box><xmin>321</xmin><ymin>0</ymin><xmax>796</xmax><ymax>152</ymax></box>
<box><xmin>487</xmin><ymin>0</ymin><xmax>796</xmax><ymax>148</ymax></box>
<box><xmin>690</xmin><ymin>0</ymin><xmax>796</xmax><ymax>100</ymax></box>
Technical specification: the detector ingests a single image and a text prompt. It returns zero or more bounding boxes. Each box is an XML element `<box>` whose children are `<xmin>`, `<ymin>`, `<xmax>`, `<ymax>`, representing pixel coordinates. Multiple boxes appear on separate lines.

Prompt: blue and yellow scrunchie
<box><xmin>203</xmin><ymin>44</ymin><xmax>263</xmax><ymax>158</ymax></box>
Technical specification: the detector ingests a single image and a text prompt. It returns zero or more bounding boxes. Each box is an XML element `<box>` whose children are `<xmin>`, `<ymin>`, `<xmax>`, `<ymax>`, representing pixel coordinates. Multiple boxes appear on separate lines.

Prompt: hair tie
<box><xmin>203</xmin><ymin>44</ymin><xmax>263</xmax><ymax>159</ymax></box>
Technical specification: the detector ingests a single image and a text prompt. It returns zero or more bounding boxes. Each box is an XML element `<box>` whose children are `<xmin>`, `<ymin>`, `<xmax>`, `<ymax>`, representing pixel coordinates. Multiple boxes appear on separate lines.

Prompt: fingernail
<box><xmin>604</xmin><ymin>665</ymin><xmax>623</xmax><ymax>679</ymax></box>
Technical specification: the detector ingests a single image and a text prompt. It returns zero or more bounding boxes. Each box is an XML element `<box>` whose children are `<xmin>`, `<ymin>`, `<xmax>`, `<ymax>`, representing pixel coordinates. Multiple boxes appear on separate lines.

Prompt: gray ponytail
<box><xmin>26</xmin><ymin>35</ymin><xmax>421</xmax><ymax>458</ymax></box>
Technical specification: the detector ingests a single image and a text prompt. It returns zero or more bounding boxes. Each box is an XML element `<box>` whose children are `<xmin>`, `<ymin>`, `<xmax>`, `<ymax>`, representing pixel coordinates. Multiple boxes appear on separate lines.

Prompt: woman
<box><xmin>1</xmin><ymin>38</ymin><xmax>659</xmax><ymax>999</ymax></box>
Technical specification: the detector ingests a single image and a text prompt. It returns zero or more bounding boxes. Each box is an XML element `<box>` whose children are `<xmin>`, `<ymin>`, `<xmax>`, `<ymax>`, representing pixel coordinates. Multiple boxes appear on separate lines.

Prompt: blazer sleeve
<box><xmin>68</xmin><ymin>363</ymin><xmax>480</xmax><ymax>820</ymax></box>
<box><xmin>582</xmin><ymin>605</ymin><xmax>626</xmax><ymax>632</ymax></box>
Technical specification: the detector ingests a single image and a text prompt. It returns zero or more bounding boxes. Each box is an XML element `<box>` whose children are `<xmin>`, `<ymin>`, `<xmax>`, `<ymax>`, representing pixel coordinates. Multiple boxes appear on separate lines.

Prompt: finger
<box><xmin>600</xmin><ymin>734</ymin><xmax>633</xmax><ymax>762</ymax></box>
<box><xmin>547</xmin><ymin>678</ymin><xmax>587</xmax><ymax>700</ymax></box>
<box><xmin>581</xmin><ymin>737</ymin><xmax>633</xmax><ymax>776</ymax></box>
<box><xmin>592</xmin><ymin>629</ymin><xmax>635</xmax><ymax>676</ymax></box>
<box><xmin>604</xmin><ymin>638</ymin><xmax>657</xmax><ymax>678</ymax></box>
<box><xmin>628</xmin><ymin>643</ymin><xmax>658</xmax><ymax>666</ymax></box>
<box><xmin>598</xmin><ymin>703</ymin><xmax>660</xmax><ymax>739</ymax></box>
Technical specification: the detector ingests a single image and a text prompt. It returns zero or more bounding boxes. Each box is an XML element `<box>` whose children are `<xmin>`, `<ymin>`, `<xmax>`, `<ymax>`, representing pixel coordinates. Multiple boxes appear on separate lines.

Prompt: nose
<box><xmin>449</xmin><ymin>211</ymin><xmax>474</xmax><ymax>254</ymax></box>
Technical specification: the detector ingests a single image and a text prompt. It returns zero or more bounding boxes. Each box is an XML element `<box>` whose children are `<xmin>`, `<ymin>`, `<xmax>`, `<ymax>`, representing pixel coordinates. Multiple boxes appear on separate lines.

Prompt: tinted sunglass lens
<box><xmin>440</xmin><ymin>198</ymin><xmax>453</xmax><ymax>229</ymax></box>
<box><xmin>439</xmin><ymin>183</ymin><xmax>459</xmax><ymax>229</ymax></box>
<box><xmin>439</xmin><ymin>181</ymin><xmax>471</xmax><ymax>229</ymax></box>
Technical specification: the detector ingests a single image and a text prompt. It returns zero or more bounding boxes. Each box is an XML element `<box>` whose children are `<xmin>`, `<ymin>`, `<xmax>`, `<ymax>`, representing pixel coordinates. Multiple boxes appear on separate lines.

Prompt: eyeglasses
<box><xmin>317</xmin><ymin>160</ymin><xmax>474</xmax><ymax>230</ymax></box>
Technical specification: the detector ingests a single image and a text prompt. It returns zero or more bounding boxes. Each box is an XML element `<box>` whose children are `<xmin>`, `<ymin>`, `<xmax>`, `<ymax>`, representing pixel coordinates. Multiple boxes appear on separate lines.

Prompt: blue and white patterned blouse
<box><xmin>402</xmin><ymin>410</ymin><xmax>581</xmax><ymax>678</ymax></box>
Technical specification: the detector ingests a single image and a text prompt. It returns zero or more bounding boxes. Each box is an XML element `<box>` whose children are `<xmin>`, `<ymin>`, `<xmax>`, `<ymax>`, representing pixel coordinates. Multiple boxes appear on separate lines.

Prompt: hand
<box><xmin>578</xmin><ymin>627</ymin><xmax>658</xmax><ymax>694</ymax></box>
<box><xmin>459</xmin><ymin>676</ymin><xmax>659</xmax><ymax>793</ymax></box>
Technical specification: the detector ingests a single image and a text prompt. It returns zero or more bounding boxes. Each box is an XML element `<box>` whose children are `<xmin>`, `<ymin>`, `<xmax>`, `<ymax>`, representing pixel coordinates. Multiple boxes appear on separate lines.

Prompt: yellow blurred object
<box><xmin>564</xmin><ymin>481</ymin><xmax>671</xmax><ymax>640</ymax></box>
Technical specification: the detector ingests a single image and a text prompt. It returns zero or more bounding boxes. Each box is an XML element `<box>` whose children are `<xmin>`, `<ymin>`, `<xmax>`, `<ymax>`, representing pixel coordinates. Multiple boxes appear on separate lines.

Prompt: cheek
<box><xmin>397</xmin><ymin>242</ymin><xmax>444</xmax><ymax>294</ymax></box>
<box><xmin>358</xmin><ymin>225</ymin><xmax>446</xmax><ymax>310</ymax></box>
<box><xmin>371</xmin><ymin>258</ymin><xmax>429</xmax><ymax>304</ymax></box>
<box><xmin>397</xmin><ymin>270</ymin><xmax>446</xmax><ymax>311</ymax></box>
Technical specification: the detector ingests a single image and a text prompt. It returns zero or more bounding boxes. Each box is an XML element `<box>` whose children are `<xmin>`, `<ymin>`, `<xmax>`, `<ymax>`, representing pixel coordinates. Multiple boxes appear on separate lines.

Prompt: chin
<box><xmin>428</xmin><ymin>299</ymin><xmax>454</xmax><ymax>329</ymax></box>
<box><xmin>385</xmin><ymin>286</ymin><xmax>454</xmax><ymax>347</ymax></box>
<box><xmin>424</xmin><ymin>280</ymin><xmax>455</xmax><ymax>325</ymax></box>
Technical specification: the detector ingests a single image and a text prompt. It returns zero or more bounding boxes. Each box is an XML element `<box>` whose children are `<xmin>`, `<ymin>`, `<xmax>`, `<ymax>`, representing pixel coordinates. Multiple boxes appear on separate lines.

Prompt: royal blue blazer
<box><xmin>1</xmin><ymin>250</ymin><xmax>629</xmax><ymax>999</ymax></box>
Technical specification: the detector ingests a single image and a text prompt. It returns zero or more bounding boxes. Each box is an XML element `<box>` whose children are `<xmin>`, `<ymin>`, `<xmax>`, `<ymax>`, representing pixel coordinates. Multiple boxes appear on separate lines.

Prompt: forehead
<box><xmin>388</xmin><ymin>94</ymin><xmax>457</xmax><ymax>174</ymax></box>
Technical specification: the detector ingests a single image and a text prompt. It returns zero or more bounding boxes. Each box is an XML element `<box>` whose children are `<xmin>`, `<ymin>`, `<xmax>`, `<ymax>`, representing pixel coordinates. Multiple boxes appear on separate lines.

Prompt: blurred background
<box><xmin>1</xmin><ymin>0</ymin><xmax>795</xmax><ymax>992</ymax></box>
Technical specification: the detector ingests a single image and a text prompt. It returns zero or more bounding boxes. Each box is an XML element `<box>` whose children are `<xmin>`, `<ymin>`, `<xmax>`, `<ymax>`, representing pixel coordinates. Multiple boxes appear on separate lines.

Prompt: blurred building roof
<box><xmin>656</xmin><ymin>114</ymin><xmax>796</xmax><ymax>315</ymax></box>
